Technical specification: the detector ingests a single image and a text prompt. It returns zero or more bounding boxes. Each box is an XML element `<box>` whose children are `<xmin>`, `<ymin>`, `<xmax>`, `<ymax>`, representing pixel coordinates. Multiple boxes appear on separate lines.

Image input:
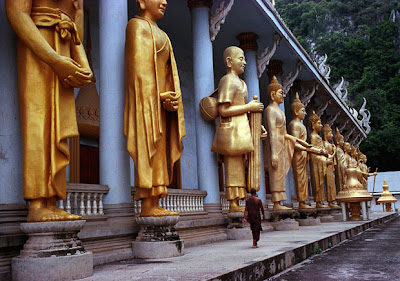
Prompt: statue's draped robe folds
<box><xmin>124</xmin><ymin>17</ymin><xmax>185</xmax><ymax>200</ymax></box>
<box><xmin>19</xmin><ymin>7</ymin><xmax>81</xmax><ymax>200</ymax></box>
<box><xmin>359</xmin><ymin>162</ymin><xmax>369</xmax><ymax>190</ymax></box>
<box><xmin>212</xmin><ymin>79</ymin><xmax>253</xmax><ymax>201</ymax></box>
<box><xmin>324</xmin><ymin>142</ymin><xmax>336</xmax><ymax>202</ymax></box>
<box><xmin>335</xmin><ymin>147</ymin><xmax>346</xmax><ymax>192</ymax></box>
<box><xmin>309</xmin><ymin>134</ymin><xmax>327</xmax><ymax>202</ymax></box>
<box><xmin>288</xmin><ymin>123</ymin><xmax>308</xmax><ymax>202</ymax></box>
<box><xmin>265</xmin><ymin>107</ymin><xmax>296</xmax><ymax>203</ymax></box>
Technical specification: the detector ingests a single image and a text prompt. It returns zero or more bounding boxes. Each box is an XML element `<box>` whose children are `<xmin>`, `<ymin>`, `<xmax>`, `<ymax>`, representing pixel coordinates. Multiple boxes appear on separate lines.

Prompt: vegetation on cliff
<box><xmin>276</xmin><ymin>0</ymin><xmax>400</xmax><ymax>171</ymax></box>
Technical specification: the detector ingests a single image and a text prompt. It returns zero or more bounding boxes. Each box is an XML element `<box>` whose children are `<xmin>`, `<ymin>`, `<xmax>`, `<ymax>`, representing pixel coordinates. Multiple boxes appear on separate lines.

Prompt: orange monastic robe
<box><xmin>124</xmin><ymin>17</ymin><xmax>185</xmax><ymax>200</ymax></box>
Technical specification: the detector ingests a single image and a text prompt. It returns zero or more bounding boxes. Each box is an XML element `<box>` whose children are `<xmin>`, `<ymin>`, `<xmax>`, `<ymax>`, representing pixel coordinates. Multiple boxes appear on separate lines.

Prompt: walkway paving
<box><xmin>269</xmin><ymin>214</ymin><xmax>400</xmax><ymax>281</ymax></box>
<box><xmin>81</xmin><ymin>212</ymin><xmax>397</xmax><ymax>281</ymax></box>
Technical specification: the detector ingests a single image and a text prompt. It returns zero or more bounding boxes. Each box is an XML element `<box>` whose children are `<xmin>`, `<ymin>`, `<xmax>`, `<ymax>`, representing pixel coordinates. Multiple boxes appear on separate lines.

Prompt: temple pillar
<box><xmin>0</xmin><ymin>3</ymin><xmax>24</xmax><ymax>205</ymax></box>
<box><xmin>237</xmin><ymin>32</ymin><xmax>267</xmax><ymax>203</ymax></box>
<box><xmin>99</xmin><ymin>0</ymin><xmax>131</xmax><ymax>205</ymax></box>
<box><xmin>188</xmin><ymin>0</ymin><xmax>221</xmax><ymax>212</ymax></box>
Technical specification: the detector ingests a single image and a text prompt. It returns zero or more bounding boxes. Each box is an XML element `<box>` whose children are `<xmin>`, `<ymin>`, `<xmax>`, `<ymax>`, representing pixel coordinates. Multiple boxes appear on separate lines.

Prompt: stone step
<box><xmin>179</xmin><ymin>226</ymin><xmax>228</xmax><ymax>247</ymax></box>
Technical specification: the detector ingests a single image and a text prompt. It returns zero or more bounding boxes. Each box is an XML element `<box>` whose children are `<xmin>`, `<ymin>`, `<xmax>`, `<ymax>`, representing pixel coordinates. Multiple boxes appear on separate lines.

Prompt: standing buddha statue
<box><xmin>322</xmin><ymin>124</ymin><xmax>340</xmax><ymax>207</ymax></box>
<box><xmin>288</xmin><ymin>93</ymin><xmax>322</xmax><ymax>209</ymax></box>
<box><xmin>308</xmin><ymin>111</ymin><xmax>329</xmax><ymax>208</ymax></box>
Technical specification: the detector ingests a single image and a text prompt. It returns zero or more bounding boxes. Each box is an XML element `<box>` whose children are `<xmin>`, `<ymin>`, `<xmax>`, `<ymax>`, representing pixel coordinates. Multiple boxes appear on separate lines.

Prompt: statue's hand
<box><xmin>247</xmin><ymin>100</ymin><xmax>264</xmax><ymax>112</ymax></box>
<box><xmin>52</xmin><ymin>56</ymin><xmax>93</xmax><ymax>88</ymax></box>
<box><xmin>271</xmin><ymin>155</ymin><xmax>278</xmax><ymax>170</ymax></box>
<box><xmin>160</xmin><ymin>91</ymin><xmax>181</xmax><ymax>102</ymax></box>
<box><xmin>163</xmin><ymin>99</ymin><xmax>179</xmax><ymax>111</ymax></box>
<box><xmin>260</xmin><ymin>125</ymin><xmax>267</xmax><ymax>140</ymax></box>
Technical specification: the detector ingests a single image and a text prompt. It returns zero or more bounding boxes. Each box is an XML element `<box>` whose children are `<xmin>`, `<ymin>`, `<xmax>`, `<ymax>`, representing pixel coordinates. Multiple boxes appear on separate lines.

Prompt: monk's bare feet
<box><xmin>328</xmin><ymin>202</ymin><xmax>340</xmax><ymax>208</ymax></box>
<box><xmin>27</xmin><ymin>207</ymin><xmax>64</xmax><ymax>222</ymax></box>
<box><xmin>316</xmin><ymin>202</ymin><xmax>329</xmax><ymax>208</ymax></box>
<box><xmin>299</xmin><ymin>203</ymin><xmax>314</xmax><ymax>209</ymax></box>
<box><xmin>273</xmin><ymin>203</ymin><xmax>292</xmax><ymax>211</ymax></box>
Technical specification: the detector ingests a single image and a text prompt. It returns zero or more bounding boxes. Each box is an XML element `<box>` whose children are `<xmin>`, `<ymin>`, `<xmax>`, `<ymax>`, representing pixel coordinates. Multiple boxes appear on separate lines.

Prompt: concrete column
<box><xmin>341</xmin><ymin>202</ymin><xmax>348</xmax><ymax>221</ymax></box>
<box><xmin>0</xmin><ymin>3</ymin><xmax>24</xmax><ymax>204</ymax></box>
<box><xmin>361</xmin><ymin>201</ymin><xmax>368</xmax><ymax>220</ymax></box>
<box><xmin>99</xmin><ymin>0</ymin><xmax>131</xmax><ymax>205</ymax></box>
<box><xmin>237</xmin><ymin>32</ymin><xmax>266</xmax><ymax>203</ymax></box>
<box><xmin>188</xmin><ymin>0</ymin><xmax>220</xmax><ymax>207</ymax></box>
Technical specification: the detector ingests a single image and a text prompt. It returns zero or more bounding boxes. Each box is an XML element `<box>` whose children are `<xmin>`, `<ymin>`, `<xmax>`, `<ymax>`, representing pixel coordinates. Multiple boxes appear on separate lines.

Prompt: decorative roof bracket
<box><xmin>256</xmin><ymin>33</ymin><xmax>281</xmax><ymax>78</ymax></box>
<box><xmin>210</xmin><ymin>0</ymin><xmax>235</xmax><ymax>41</ymax></box>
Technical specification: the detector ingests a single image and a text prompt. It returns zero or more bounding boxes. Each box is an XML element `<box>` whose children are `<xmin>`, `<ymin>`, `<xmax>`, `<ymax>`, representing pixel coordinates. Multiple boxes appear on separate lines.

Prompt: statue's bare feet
<box><xmin>27</xmin><ymin>207</ymin><xmax>64</xmax><ymax>222</ymax></box>
<box><xmin>316</xmin><ymin>203</ymin><xmax>329</xmax><ymax>208</ymax></box>
<box><xmin>48</xmin><ymin>207</ymin><xmax>82</xmax><ymax>220</ymax></box>
<box><xmin>328</xmin><ymin>202</ymin><xmax>340</xmax><ymax>208</ymax></box>
<box><xmin>229</xmin><ymin>205</ymin><xmax>245</xmax><ymax>213</ymax></box>
<box><xmin>273</xmin><ymin>203</ymin><xmax>292</xmax><ymax>211</ymax></box>
<box><xmin>299</xmin><ymin>203</ymin><xmax>314</xmax><ymax>209</ymax></box>
<box><xmin>140</xmin><ymin>207</ymin><xmax>178</xmax><ymax>217</ymax></box>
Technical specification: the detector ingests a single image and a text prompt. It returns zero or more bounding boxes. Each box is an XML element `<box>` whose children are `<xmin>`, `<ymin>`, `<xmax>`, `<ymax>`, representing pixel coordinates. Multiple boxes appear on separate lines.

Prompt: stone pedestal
<box><xmin>227</xmin><ymin>212</ymin><xmax>244</xmax><ymax>229</ymax></box>
<box><xmin>12</xmin><ymin>220</ymin><xmax>93</xmax><ymax>281</ymax></box>
<box><xmin>132</xmin><ymin>216</ymin><xmax>184</xmax><ymax>258</ymax></box>
<box><xmin>270</xmin><ymin>209</ymin><xmax>297</xmax><ymax>221</ymax></box>
<box><xmin>316</xmin><ymin>207</ymin><xmax>335</xmax><ymax>223</ymax></box>
<box><xmin>226</xmin><ymin>212</ymin><xmax>252</xmax><ymax>239</ymax></box>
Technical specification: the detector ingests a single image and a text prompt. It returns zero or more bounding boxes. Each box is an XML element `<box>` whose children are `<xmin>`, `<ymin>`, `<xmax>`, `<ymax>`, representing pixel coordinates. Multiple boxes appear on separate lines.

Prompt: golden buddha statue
<box><xmin>6</xmin><ymin>0</ymin><xmax>93</xmax><ymax>222</ymax></box>
<box><xmin>377</xmin><ymin>180</ymin><xmax>397</xmax><ymax>212</ymax></box>
<box><xmin>334</xmin><ymin>128</ymin><xmax>346</xmax><ymax>192</ymax></box>
<box><xmin>322</xmin><ymin>124</ymin><xmax>340</xmax><ymax>207</ymax></box>
<box><xmin>265</xmin><ymin>77</ymin><xmax>311</xmax><ymax>211</ymax></box>
<box><xmin>124</xmin><ymin>0</ymin><xmax>185</xmax><ymax>217</ymax></box>
<box><xmin>308</xmin><ymin>112</ymin><xmax>329</xmax><ymax>208</ymax></box>
<box><xmin>211</xmin><ymin>46</ymin><xmax>265</xmax><ymax>213</ymax></box>
<box><xmin>288</xmin><ymin>93</ymin><xmax>322</xmax><ymax>209</ymax></box>
<box><xmin>358</xmin><ymin>150</ymin><xmax>377</xmax><ymax>190</ymax></box>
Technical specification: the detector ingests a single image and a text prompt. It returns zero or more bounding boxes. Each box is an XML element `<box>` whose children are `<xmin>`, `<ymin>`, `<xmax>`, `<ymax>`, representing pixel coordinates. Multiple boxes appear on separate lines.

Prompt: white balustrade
<box><xmin>130</xmin><ymin>188</ymin><xmax>207</xmax><ymax>215</ymax></box>
<box><xmin>57</xmin><ymin>183</ymin><xmax>109</xmax><ymax>217</ymax></box>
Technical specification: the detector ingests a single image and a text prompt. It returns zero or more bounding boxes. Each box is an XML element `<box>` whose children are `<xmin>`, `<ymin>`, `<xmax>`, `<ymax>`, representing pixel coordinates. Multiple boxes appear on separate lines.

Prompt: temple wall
<box><xmin>0</xmin><ymin>0</ymin><xmax>24</xmax><ymax>204</ymax></box>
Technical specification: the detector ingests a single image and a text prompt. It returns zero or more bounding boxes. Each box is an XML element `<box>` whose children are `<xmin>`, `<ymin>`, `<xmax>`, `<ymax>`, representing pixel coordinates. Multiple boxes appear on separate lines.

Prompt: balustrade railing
<box><xmin>58</xmin><ymin>183</ymin><xmax>110</xmax><ymax>217</ymax></box>
<box><xmin>220</xmin><ymin>192</ymin><xmax>246</xmax><ymax>211</ymax></box>
<box><xmin>131</xmin><ymin>188</ymin><xmax>207</xmax><ymax>215</ymax></box>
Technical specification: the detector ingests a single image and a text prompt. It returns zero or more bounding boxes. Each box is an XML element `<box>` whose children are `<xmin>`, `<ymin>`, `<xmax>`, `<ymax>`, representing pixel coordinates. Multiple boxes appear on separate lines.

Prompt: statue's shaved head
<box><xmin>223</xmin><ymin>46</ymin><xmax>243</xmax><ymax>67</ymax></box>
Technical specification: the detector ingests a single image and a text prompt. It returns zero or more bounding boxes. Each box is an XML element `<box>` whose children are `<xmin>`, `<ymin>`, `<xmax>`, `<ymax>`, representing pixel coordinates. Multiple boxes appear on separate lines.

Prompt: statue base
<box><xmin>12</xmin><ymin>220</ymin><xmax>93</xmax><ymax>281</ymax></box>
<box><xmin>270</xmin><ymin>209</ymin><xmax>296</xmax><ymax>221</ymax></box>
<box><xmin>227</xmin><ymin>212</ymin><xmax>244</xmax><ymax>229</ymax></box>
<box><xmin>298</xmin><ymin>208</ymin><xmax>317</xmax><ymax>219</ymax></box>
<box><xmin>271</xmin><ymin>218</ymin><xmax>299</xmax><ymax>231</ymax></box>
<box><xmin>132</xmin><ymin>216</ymin><xmax>184</xmax><ymax>258</ymax></box>
<box><xmin>297</xmin><ymin>217</ymin><xmax>321</xmax><ymax>226</ymax></box>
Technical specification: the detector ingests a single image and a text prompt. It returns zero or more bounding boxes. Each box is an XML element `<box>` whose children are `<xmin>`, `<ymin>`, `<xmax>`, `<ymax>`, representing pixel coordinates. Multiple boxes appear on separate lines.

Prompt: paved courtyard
<box><xmin>81</xmin><ymin>212</ymin><xmax>397</xmax><ymax>281</ymax></box>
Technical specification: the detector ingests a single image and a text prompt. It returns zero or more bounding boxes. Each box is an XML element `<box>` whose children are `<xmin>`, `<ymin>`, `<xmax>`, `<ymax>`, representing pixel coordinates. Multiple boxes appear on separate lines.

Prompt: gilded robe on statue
<box><xmin>309</xmin><ymin>135</ymin><xmax>327</xmax><ymax>202</ymax></box>
<box><xmin>124</xmin><ymin>17</ymin><xmax>185</xmax><ymax>200</ymax></box>
<box><xmin>324</xmin><ymin>142</ymin><xmax>336</xmax><ymax>202</ymax></box>
<box><xmin>19</xmin><ymin>7</ymin><xmax>81</xmax><ymax>200</ymax></box>
<box><xmin>265</xmin><ymin>115</ymin><xmax>296</xmax><ymax>203</ymax></box>
<box><xmin>289</xmin><ymin>125</ymin><xmax>308</xmax><ymax>202</ymax></box>
<box><xmin>212</xmin><ymin>79</ymin><xmax>253</xmax><ymax>201</ymax></box>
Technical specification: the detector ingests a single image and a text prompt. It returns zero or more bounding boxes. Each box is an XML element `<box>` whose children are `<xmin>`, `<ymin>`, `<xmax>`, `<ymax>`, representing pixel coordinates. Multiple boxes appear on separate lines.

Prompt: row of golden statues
<box><xmin>6</xmin><ymin>0</ymin><xmax>379</xmax><ymax>222</ymax></box>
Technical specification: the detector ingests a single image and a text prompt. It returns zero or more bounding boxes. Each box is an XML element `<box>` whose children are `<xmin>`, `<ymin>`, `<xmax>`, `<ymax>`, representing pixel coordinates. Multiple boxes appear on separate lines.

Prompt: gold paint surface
<box><xmin>6</xmin><ymin>0</ymin><xmax>93</xmax><ymax>221</ymax></box>
<box><xmin>124</xmin><ymin>2</ymin><xmax>185</xmax><ymax>217</ymax></box>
